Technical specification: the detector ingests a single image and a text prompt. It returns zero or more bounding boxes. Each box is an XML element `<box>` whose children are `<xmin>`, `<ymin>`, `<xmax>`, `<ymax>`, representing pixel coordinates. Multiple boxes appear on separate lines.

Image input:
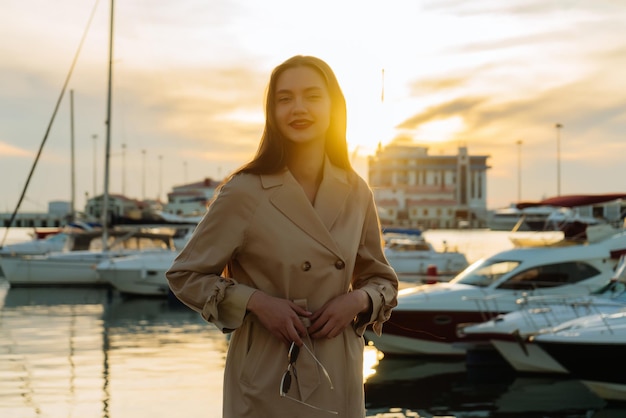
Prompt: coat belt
<box><xmin>293</xmin><ymin>298</ymin><xmax>321</xmax><ymax>401</ymax></box>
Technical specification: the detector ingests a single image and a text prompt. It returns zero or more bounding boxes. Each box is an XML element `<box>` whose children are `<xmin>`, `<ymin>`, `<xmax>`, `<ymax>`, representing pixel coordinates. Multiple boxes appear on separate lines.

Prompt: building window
<box><xmin>459</xmin><ymin>166</ymin><xmax>467</xmax><ymax>204</ymax></box>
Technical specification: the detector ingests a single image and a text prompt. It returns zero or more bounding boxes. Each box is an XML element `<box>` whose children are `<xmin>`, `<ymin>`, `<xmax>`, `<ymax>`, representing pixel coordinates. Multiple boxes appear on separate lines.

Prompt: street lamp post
<box><xmin>555</xmin><ymin>123</ymin><xmax>563</xmax><ymax>196</ymax></box>
<box><xmin>121</xmin><ymin>143</ymin><xmax>127</xmax><ymax>196</ymax></box>
<box><xmin>516</xmin><ymin>140</ymin><xmax>522</xmax><ymax>202</ymax></box>
<box><xmin>158</xmin><ymin>155</ymin><xmax>163</xmax><ymax>201</ymax></box>
<box><xmin>92</xmin><ymin>134</ymin><xmax>98</xmax><ymax>197</ymax></box>
<box><xmin>142</xmin><ymin>149</ymin><xmax>146</xmax><ymax>200</ymax></box>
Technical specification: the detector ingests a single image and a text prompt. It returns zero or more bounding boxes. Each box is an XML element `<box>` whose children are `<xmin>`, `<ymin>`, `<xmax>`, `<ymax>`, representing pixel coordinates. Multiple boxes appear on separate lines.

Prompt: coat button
<box><xmin>334</xmin><ymin>260</ymin><xmax>345</xmax><ymax>270</ymax></box>
<box><xmin>301</xmin><ymin>261</ymin><xmax>312</xmax><ymax>271</ymax></box>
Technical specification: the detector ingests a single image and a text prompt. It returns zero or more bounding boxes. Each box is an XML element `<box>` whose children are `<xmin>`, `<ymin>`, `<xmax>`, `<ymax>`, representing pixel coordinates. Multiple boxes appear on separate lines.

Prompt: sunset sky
<box><xmin>1</xmin><ymin>0</ymin><xmax>625</xmax><ymax>214</ymax></box>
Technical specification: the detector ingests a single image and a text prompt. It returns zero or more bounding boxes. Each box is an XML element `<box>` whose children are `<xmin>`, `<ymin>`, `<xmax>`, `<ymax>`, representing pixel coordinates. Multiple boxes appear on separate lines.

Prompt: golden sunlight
<box><xmin>409</xmin><ymin>116</ymin><xmax>465</xmax><ymax>143</ymax></box>
<box><xmin>363</xmin><ymin>343</ymin><xmax>384</xmax><ymax>381</ymax></box>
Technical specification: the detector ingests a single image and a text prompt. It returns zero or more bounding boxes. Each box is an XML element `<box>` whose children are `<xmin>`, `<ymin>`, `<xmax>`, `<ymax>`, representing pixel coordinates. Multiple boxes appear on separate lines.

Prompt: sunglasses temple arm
<box><xmin>282</xmin><ymin>395</ymin><xmax>339</xmax><ymax>415</ymax></box>
<box><xmin>300</xmin><ymin>343</ymin><xmax>334</xmax><ymax>390</ymax></box>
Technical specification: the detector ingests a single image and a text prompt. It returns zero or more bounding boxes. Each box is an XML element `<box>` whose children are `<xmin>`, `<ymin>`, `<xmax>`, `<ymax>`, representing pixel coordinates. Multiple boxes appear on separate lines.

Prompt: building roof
<box><xmin>173</xmin><ymin>178</ymin><xmax>221</xmax><ymax>191</ymax></box>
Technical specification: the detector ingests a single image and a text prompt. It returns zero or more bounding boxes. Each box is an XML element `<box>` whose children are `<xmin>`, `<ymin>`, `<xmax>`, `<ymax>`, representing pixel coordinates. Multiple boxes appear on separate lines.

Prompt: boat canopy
<box><xmin>516</xmin><ymin>193</ymin><xmax>626</xmax><ymax>209</ymax></box>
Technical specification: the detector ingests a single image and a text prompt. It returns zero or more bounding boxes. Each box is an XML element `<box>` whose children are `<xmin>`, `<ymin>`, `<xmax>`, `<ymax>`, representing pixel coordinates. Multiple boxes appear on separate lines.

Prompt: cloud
<box><xmin>0</xmin><ymin>141</ymin><xmax>32</xmax><ymax>158</ymax></box>
<box><xmin>396</xmin><ymin>97</ymin><xmax>487</xmax><ymax>129</ymax></box>
<box><xmin>409</xmin><ymin>76</ymin><xmax>470</xmax><ymax>93</ymax></box>
<box><xmin>422</xmin><ymin>0</ymin><xmax>624</xmax><ymax>17</ymax></box>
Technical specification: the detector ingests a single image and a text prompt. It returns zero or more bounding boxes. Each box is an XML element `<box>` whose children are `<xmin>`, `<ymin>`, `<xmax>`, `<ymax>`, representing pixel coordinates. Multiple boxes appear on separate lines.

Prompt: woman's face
<box><xmin>273</xmin><ymin>66</ymin><xmax>331</xmax><ymax>146</ymax></box>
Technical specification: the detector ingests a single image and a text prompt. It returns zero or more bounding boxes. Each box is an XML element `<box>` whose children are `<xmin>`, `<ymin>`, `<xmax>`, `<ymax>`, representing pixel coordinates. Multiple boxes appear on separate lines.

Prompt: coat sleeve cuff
<box><xmin>200</xmin><ymin>279</ymin><xmax>258</xmax><ymax>332</ymax></box>
<box><xmin>354</xmin><ymin>283</ymin><xmax>395</xmax><ymax>337</ymax></box>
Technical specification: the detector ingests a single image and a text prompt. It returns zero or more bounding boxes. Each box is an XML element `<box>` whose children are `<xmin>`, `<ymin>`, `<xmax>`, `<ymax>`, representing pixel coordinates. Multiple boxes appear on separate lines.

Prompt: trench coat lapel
<box><xmin>314</xmin><ymin>160</ymin><xmax>352</xmax><ymax>231</ymax></box>
<box><xmin>263</xmin><ymin>159</ymin><xmax>351</xmax><ymax>258</ymax></box>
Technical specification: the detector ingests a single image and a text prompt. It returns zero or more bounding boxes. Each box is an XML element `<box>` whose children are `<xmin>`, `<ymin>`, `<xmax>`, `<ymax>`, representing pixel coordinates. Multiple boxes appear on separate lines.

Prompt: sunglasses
<box><xmin>279</xmin><ymin>341</ymin><xmax>338</xmax><ymax>415</ymax></box>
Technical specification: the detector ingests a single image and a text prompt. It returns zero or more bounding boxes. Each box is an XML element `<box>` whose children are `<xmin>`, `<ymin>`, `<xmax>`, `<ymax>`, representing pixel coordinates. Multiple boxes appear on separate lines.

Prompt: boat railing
<box><xmin>461</xmin><ymin>293</ymin><xmax>513</xmax><ymax>322</ymax></box>
<box><xmin>515</xmin><ymin>293</ymin><xmax>593</xmax><ymax>306</ymax></box>
<box><xmin>461</xmin><ymin>290</ymin><xmax>626</xmax><ymax>326</ymax></box>
<box><xmin>514</xmin><ymin>292</ymin><xmax>626</xmax><ymax>331</ymax></box>
<box><xmin>595</xmin><ymin>311</ymin><xmax>625</xmax><ymax>335</ymax></box>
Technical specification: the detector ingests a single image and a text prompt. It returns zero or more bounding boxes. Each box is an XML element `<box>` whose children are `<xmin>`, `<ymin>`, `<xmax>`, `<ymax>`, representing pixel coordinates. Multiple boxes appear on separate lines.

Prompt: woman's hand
<box><xmin>308</xmin><ymin>290</ymin><xmax>371</xmax><ymax>339</ymax></box>
<box><xmin>246</xmin><ymin>290</ymin><xmax>312</xmax><ymax>346</ymax></box>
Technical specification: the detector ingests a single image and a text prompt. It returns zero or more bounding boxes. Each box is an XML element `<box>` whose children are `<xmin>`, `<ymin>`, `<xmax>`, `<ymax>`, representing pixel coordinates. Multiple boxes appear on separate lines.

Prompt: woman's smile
<box><xmin>289</xmin><ymin>119</ymin><xmax>313</xmax><ymax>129</ymax></box>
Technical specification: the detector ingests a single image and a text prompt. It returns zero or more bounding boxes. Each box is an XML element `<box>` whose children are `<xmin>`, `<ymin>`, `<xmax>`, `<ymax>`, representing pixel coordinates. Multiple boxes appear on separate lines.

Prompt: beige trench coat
<box><xmin>166</xmin><ymin>159</ymin><xmax>398</xmax><ymax>418</ymax></box>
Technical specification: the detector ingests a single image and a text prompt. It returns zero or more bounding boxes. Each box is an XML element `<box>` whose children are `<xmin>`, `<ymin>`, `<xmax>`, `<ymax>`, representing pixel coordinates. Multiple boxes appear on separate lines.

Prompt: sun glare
<box><xmin>409</xmin><ymin>116</ymin><xmax>465</xmax><ymax>143</ymax></box>
<box><xmin>346</xmin><ymin>102</ymin><xmax>466</xmax><ymax>156</ymax></box>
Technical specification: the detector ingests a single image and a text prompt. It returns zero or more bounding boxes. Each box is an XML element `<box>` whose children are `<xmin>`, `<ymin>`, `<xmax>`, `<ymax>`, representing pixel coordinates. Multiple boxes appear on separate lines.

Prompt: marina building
<box><xmin>82</xmin><ymin>177</ymin><xmax>220</xmax><ymax>223</ymax></box>
<box><xmin>368</xmin><ymin>143</ymin><xmax>490</xmax><ymax>229</ymax></box>
<box><xmin>1</xmin><ymin>178</ymin><xmax>220</xmax><ymax>229</ymax></box>
<box><xmin>163</xmin><ymin>177</ymin><xmax>220</xmax><ymax>216</ymax></box>
<box><xmin>84</xmin><ymin>194</ymin><xmax>153</xmax><ymax>224</ymax></box>
<box><xmin>0</xmin><ymin>201</ymin><xmax>71</xmax><ymax>228</ymax></box>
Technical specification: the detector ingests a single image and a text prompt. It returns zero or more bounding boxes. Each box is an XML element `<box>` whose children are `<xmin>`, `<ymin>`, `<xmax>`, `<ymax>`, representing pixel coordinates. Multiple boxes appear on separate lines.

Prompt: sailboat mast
<box><xmin>70</xmin><ymin>89</ymin><xmax>76</xmax><ymax>222</ymax></box>
<box><xmin>102</xmin><ymin>0</ymin><xmax>114</xmax><ymax>251</ymax></box>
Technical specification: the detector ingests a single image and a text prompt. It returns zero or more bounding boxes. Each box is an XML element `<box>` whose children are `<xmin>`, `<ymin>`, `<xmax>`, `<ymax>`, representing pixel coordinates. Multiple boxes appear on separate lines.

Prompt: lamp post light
<box><xmin>555</xmin><ymin>123</ymin><xmax>563</xmax><ymax>196</ymax></box>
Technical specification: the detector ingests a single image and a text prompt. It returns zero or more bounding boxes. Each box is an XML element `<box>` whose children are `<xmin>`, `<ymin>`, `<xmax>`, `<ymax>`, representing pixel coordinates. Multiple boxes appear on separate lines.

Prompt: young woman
<box><xmin>166</xmin><ymin>55</ymin><xmax>398</xmax><ymax>417</ymax></box>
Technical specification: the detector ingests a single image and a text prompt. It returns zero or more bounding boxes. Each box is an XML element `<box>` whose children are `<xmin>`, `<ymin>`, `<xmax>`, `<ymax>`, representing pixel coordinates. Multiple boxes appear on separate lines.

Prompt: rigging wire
<box><xmin>0</xmin><ymin>0</ymin><xmax>101</xmax><ymax>248</ymax></box>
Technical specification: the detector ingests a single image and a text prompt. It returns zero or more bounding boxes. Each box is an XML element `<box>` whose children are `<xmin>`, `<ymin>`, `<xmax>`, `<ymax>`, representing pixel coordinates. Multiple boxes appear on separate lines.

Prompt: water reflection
<box><xmin>0</xmin><ymin>286</ymin><xmax>227</xmax><ymax>418</ymax></box>
<box><xmin>364</xmin><ymin>353</ymin><xmax>624</xmax><ymax>417</ymax></box>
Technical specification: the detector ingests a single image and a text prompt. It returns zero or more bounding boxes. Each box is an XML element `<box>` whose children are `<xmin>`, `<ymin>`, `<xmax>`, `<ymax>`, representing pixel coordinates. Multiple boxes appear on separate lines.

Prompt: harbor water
<box><xmin>1</xmin><ymin>228</ymin><xmax>626</xmax><ymax>418</ymax></box>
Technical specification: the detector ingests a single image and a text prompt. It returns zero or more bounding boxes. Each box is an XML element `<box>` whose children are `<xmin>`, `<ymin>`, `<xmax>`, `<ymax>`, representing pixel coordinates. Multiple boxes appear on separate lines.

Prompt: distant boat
<box><xmin>0</xmin><ymin>231</ymin><xmax>71</xmax><ymax>257</ymax></box>
<box><xmin>508</xmin><ymin>194</ymin><xmax>626</xmax><ymax>247</ymax></box>
<box><xmin>0</xmin><ymin>222</ymin><xmax>101</xmax><ymax>256</ymax></box>
<box><xmin>97</xmin><ymin>251</ymin><xmax>177</xmax><ymax>297</ymax></box>
<box><xmin>32</xmin><ymin>227</ymin><xmax>63</xmax><ymax>239</ymax></box>
<box><xmin>382</xmin><ymin>227</ymin><xmax>422</xmax><ymax>237</ymax></box>
<box><xmin>0</xmin><ymin>228</ymin><xmax>175</xmax><ymax>286</ymax></box>
<box><xmin>490</xmin><ymin>193</ymin><xmax>626</xmax><ymax>233</ymax></box>
<box><xmin>109</xmin><ymin>209</ymin><xmax>204</xmax><ymax>226</ymax></box>
<box><xmin>383</xmin><ymin>235</ymin><xmax>468</xmax><ymax>280</ymax></box>
<box><xmin>487</xmin><ymin>205</ymin><xmax>555</xmax><ymax>232</ymax></box>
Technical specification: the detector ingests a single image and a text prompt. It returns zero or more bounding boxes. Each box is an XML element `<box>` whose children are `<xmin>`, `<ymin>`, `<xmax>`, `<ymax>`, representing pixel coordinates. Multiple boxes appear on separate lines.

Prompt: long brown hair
<box><xmin>236</xmin><ymin>55</ymin><xmax>352</xmax><ymax>176</ymax></box>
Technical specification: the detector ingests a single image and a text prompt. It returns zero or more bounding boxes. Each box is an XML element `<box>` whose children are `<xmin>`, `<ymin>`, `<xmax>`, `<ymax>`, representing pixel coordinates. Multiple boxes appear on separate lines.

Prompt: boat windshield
<box><xmin>591</xmin><ymin>255</ymin><xmax>626</xmax><ymax>297</ymax></box>
<box><xmin>45</xmin><ymin>233</ymin><xmax>69</xmax><ymax>243</ymax></box>
<box><xmin>591</xmin><ymin>279</ymin><xmax>626</xmax><ymax>299</ymax></box>
<box><xmin>451</xmin><ymin>259</ymin><xmax>521</xmax><ymax>287</ymax></box>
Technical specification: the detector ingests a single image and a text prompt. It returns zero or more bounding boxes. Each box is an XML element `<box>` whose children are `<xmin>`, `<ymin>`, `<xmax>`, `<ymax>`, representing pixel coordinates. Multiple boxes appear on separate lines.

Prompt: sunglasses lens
<box><xmin>280</xmin><ymin>370</ymin><xmax>292</xmax><ymax>395</ymax></box>
<box><xmin>288</xmin><ymin>343</ymin><xmax>300</xmax><ymax>364</ymax></box>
